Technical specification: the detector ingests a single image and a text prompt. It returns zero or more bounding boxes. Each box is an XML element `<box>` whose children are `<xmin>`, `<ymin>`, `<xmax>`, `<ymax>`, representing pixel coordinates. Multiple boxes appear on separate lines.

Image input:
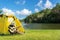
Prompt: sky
<box><xmin>0</xmin><ymin>0</ymin><xmax>60</xmax><ymax>20</ymax></box>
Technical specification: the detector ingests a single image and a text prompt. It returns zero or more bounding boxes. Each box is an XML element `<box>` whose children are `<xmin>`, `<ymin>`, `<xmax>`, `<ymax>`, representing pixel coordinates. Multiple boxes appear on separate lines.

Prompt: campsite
<box><xmin>0</xmin><ymin>0</ymin><xmax>60</xmax><ymax>40</ymax></box>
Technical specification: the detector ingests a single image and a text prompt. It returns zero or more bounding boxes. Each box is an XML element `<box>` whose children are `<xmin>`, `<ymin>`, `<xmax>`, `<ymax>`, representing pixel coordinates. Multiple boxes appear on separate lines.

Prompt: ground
<box><xmin>0</xmin><ymin>29</ymin><xmax>60</xmax><ymax>40</ymax></box>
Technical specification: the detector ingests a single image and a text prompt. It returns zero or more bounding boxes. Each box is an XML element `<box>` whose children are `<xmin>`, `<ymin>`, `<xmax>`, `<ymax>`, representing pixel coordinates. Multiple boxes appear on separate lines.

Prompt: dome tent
<box><xmin>0</xmin><ymin>14</ymin><xmax>25</xmax><ymax>34</ymax></box>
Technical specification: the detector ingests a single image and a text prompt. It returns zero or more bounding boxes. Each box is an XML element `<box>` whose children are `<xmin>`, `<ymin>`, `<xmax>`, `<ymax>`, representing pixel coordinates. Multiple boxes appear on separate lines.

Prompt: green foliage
<box><xmin>24</xmin><ymin>3</ymin><xmax>60</xmax><ymax>23</ymax></box>
<box><xmin>0</xmin><ymin>10</ymin><xmax>2</xmax><ymax>13</ymax></box>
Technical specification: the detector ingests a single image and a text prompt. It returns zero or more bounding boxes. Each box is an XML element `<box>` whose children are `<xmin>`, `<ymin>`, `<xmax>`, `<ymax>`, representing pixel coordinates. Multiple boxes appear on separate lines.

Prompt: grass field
<box><xmin>0</xmin><ymin>29</ymin><xmax>60</xmax><ymax>40</ymax></box>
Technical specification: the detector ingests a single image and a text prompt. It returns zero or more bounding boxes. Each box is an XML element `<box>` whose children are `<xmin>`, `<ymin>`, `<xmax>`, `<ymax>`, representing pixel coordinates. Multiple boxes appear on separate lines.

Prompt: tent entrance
<box><xmin>8</xmin><ymin>22</ymin><xmax>17</xmax><ymax>34</ymax></box>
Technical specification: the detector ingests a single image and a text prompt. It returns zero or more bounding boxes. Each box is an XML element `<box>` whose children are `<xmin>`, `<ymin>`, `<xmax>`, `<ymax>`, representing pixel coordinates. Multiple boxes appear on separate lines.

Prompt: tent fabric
<box><xmin>0</xmin><ymin>14</ymin><xmax>25</xmax><ymax>34</ymax></box>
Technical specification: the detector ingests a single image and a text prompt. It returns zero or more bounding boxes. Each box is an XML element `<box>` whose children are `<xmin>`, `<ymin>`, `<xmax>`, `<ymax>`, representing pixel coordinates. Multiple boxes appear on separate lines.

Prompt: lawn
<box><xmin>0</xmin><ymin>30</ymin><xmax>60</xmax><ymax>40</ymax></box>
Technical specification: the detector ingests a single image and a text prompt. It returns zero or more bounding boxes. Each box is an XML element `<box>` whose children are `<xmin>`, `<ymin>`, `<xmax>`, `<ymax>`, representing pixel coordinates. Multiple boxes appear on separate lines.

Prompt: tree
<box><xmin>0</xmin><ymin>10</ymin><xmax>2</xmax><ymax>13</ymax></box>
<box><xmin>24</xmin><ymin>3</ymin><xmax>60</xmax><ymax>23</ymax></box>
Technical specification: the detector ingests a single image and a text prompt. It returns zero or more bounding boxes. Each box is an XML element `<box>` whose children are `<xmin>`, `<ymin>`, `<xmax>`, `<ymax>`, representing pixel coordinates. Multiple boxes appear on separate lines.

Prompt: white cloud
<box><xmin>36</xmin><ymin>0</ymin><xmax>43</xmax><ymax>7</ymax></box>
<box><xmin>35</xmin><ymin>8</ymin><xmax>39</xmax><ymax>12</ymax></box>
<box><xmin>1</xmin><ymin>8</ymin><xmax>32</xmax><ymax>19</ymax></box>
<box><xmin>2</xmin><ymin>8</ymin><xmax>14</xmax><ymax>16</ymax></box>
<box><xmin>15</xmin><ymin>0</ymin><xmax>26</xmax><ymax>5</ymax></box>
<box><xmin>44</xmin><ymin>0</ymin><xmax>53</xmax><ymax>9</ymax></box>
<box><xmin>36</xmin><ymin>0</ymin><xmax>55</xmax><ymax>9</ymax></box>
<box><xmin>16</xmin><ymin>9</ymin><xmax>32</xmax><ymax>16</ymax></box>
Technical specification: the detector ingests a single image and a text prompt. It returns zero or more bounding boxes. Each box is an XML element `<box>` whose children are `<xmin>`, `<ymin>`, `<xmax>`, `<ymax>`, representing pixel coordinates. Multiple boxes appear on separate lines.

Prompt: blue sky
<box><xmin>0</xmin><ymin>0</ymin><xmax>60</xmax><ymax>19</ymax></box>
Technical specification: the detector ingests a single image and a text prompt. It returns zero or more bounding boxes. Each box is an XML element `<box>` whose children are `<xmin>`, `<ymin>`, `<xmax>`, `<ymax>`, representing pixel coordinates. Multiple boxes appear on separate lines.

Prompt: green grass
<box><xmin>0</xmin><ymin>30</ymin><xmax>60</xmax><ymax>40</ymax></box>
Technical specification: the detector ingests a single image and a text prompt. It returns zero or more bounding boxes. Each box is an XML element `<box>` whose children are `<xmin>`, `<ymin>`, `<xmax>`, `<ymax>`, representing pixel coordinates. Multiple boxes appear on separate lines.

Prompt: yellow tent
<box><xmin>0</xmin><ymin>14</ymin><xmax>25</xmax><ymax>34</ymax></box>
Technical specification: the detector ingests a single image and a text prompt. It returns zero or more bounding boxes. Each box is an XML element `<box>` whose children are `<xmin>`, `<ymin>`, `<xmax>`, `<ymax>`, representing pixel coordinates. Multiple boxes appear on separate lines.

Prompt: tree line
<box><xmin>24</xmin><ymin>3</ymin><xmax>60</xmax><ymax>23</ymax></box>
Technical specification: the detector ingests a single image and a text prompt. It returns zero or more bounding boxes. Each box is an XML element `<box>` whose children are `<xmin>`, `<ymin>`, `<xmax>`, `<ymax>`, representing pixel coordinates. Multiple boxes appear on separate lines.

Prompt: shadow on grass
<box><xmin>0</xmin><ymin>34</ymin><xmax>21</xmax><ymax>36</ymax></box>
